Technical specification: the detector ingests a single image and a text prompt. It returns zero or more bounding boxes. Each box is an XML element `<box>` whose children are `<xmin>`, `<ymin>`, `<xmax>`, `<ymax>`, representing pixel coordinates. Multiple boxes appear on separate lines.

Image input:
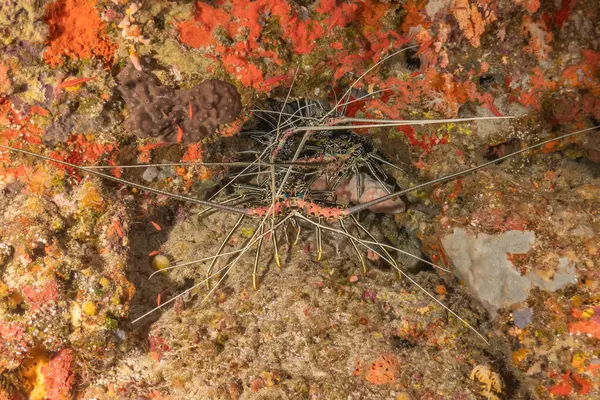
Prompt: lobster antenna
<box><xmin>336</xmin><ymin>116</ymin><xmax>514</xmax><ymax>124</ymax></box>
<box><xmin>0</xmin><ymin>144</ymin><xmax>250</xmax><ymax>216</ymax></box>
<box><xmin>345</xmin><ymin>125</ymin><xmax>599</xmax><ymax>216</ymax></box>
<box><xmin>295</xmin><ymin>116</ymin><xmax>514</xmax><ymax>133</ymax></box>
<box><xmin>85</xmin><ymin>160</ymin><xmax>322</xmax><ymax>169</ymax></box>
<box><xmin>84</xmin><ymin>160</ymin><xmax>267</xmax><ymax>169</ymax></box>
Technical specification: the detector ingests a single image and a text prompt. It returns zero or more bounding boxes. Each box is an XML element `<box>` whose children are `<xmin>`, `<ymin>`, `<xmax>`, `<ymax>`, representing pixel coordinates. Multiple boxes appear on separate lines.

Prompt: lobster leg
<box><xmin>206</xmin><ymin>215</ymin><xmax>245</xmax><ymax>288</ymax></box>
<box><xmin>315</xmin><ymin>216</ymin><xmax>323</xmax><ymax>262</ymax></box>
<box><xmin>339</xmin><ymin>218</ymin><xmax>366</xmax><ymax>274</ymax></box>
<box><xmin>272</xmin><ymin>229</ymin><xmax>282</xmax><ymax>268</ymax></box>
<box><xmin>252</xmin><ymin>224</ymin><xmax>265</xmax><ymax>290</ymax></box>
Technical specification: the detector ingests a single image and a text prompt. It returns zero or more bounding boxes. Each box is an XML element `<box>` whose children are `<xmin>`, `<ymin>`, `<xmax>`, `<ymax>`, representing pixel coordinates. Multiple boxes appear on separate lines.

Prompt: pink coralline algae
<box><xmin>41</xmin><ymin>349</ymin><xmax>75</xmax><ymax>400</ymax></box>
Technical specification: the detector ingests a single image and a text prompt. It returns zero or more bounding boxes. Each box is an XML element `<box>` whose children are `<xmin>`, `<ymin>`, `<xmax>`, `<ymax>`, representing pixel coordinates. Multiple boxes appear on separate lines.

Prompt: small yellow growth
<box><xmin>27</xmin><ymin>165</ymin><xmax>56</xmax><ymax>195</ymax></box>
<box><xmin>50</xmin><ymin>216</ymin><xmax>65</xmax><ymax>231</ymax></box>
<box><xmin>470</xmin><ymin>365</ymin><xmax>503</xmax><ymax>397</ymax></box>
<box><xmin>209</xmin><ymin>312</ymin><xmax>226</xmax><ymax>329</ymax></box>
<box><xmin>582</xmin><ymin>308</ymin><xmax>595</xmax><ymax>320</ymax></box>
<box><xmin>82</xmin><ymin>300</ymin><xmax>97</xmax><ymax>316</ymax></box>
<box><xmin>262</xmin><ymin>371</ymin><xmax>281</xmax><ymax>387</ymax></box>
<box><xmin>198</xmin><ymin>165</ymin><xmax>212</xmax><ymax>181</ymax></box>
<box><xmin>416</xmin><ymin>305</ymin><xmax>432</xmax><ymax>315</ymax></box>
<box><xmin>78</xmin><ymin>181</ymin><xmax>105</xmax><ymax>213</ymax></box>
<box><xmin>99</xmin><ymin>277</ymin><xmax>111</xmax><ymax>289</ymax></box>
<box><xmin>111</xmin><ymin>295</ymin><xmax>122</xmax><ymax>306</ymax></box>
<box><xmin>151</xmin><ymin>255</ymin><xmax>170</xmax><ymax>271</ymax></box>
<box><xmin>240</xmin><ymin>227</ymin><xmax>255</xmax><ymax>238</ymax></box>
<box><xmin>23</xmin><ymin>197</ymin><xmax>46</xmax><ymax>215</ymax></box>
<box><xmin>512</xmin><ymin>348</ymin><xmax>529</xmax><ymax>366</ymax></box>
<box><xmin>0</xmin><ymin>280</ymin><xmax>7</xmax><ymax>298</ymax></box>
<box><xmin>65</xmin><ymin>85</ymin><xmax>82</xmax><ymax>93</ymax></box>
<box><xmin>3</xmin><ymin>290</ymin><xmax>23</xmax><ymax>311</ymax></box>
<box><xmin>22</xmin><ymin>347</ymin><xmax>49</xmax><ymax>400</ymax></box>
<box><xmin>572</xmin><ymin>353</ymin><xmax>587</xmax><ymax>372</ymax></box>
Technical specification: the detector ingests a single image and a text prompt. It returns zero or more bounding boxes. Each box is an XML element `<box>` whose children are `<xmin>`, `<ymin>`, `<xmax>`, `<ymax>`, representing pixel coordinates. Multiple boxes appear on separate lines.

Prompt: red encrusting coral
<box><xmin>42</xmin><ymin>134</ymin><xmax>116</xmax><ymax>180</ymax></box>
<box><xmin>452</xmin><ymin>0</ymin><xmax>497</xmax><ymax>48</ymax></box>
<box><xmin>176</xmin><ymin>0</ymin><xmax>505</xmax><ymax>159</ymax></box>
<box><xmin>177</xmin><ymin>2</ymin><xmax>231</xmax><ymax>49</ymax></box>
<box><xmin>569</xmin><ymin>307</ymin><xmax>600</xmax><ymax>340</ymax></box>
<box><xmin>521</xmin><ymin>14</ymin><xmax>553</xmax><ymax>60</ymax></box>
<box><xmin>149</xmin><ymin>333</ymin><xmax>171</xmax><ymax>362</ymax></box>
<box><xmin>547</xmin><ymin>369</ymin><xmax>594</xmax><ymax>396</ymax></box>
<box><xmin>44</xmin><ymin>0</ymin><xmax>117</xmax><ymax>67</ymax></box>
<box><xmin>0</xmin><ymin>99</ymin><xmax>45</xmax><ymax>146</ymax></box>
<box><xmin>21</xmin><ymin>280</ymin><xmax>61</xmax><ymax>311</ymax></box>
<box><xmin>548</xmin><ymin>371</ymin><xmax>573</xmax><ymax>396</ymax></box>
<box><xmin>182</xmin><ymin>143</ymin><xmax>203</xmax><ymax>163</ymax></box>
<box><xmin>515</xmin><ymin>67</ymin><xmax>557</xmax><ymax>110</ymax></box>
<box><xmin>0</xmin><ymin>322</ymin><xmax>28</xmax><ymax>367</ymax></box>
<box><xmin>178</xmin><ymin>1</ymin><xmax>406</xmax><ymax>92</ymax></box>
<box><xmin>42</xmin><ymin>349</ymin><xmax>75</xmax><ymax>400</ymax></box>
<box><xmin>68</xmin><ymin>134</ymin><xmax>115</xmax><ymax>164</ymax></box>
<box><xmin>509</xmin><ymin>49</ymin><xmax>600</xmax><ymax>129</ymax></box>
<box><xmin>364</xmin><ymin>353</ymin><xmax>400</xmax><ymax>385</ymax></box>
<box><xmin>344</xmin><ymin>66</ymin><xmax>501</xmax><ymax>152</ymax></box>
<box><xmin>552</xmin><ymin>0</ymin><xmax>577</xmax><ymax>29</ymax></box>
<box><xmin>514</xmin><ymin>0</ymin><xmax>541</xmax><ymax>14</ymax></box>
<box><xmin>0</xmin><ymin>99</ymin><xmax>48</xmax><ymax>180</ymax></box>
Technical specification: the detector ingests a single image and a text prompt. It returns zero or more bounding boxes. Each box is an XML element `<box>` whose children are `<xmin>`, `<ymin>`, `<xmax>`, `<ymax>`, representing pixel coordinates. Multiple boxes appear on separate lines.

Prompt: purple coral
<box><xmin>116</xmin><ymin>64</ymin><xmax>241</xmax><ymax>143</ymax></box>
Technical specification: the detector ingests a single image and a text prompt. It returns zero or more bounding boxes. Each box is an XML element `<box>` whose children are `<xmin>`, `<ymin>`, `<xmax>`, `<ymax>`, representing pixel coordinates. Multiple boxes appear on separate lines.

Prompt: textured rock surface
<box><xmin>82</xmin><ymin>210</ymin><xmax>497</xmax><ymax>400</ymax></box>
<box><xmin>117</xmin><ymin>64</ymin><xmax>241</xmax><ymax>143</ymax></box>
<box><xmin>442</xmin><ymin>228</ymin><xmax>577</xmax><ymax>313</ymax></box>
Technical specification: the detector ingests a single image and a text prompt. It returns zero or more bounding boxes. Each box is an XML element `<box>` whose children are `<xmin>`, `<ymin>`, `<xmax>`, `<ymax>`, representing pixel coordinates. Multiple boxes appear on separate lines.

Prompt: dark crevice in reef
<box><xmin>125</xmin><ymin>203</ymin><xmax>180</xmax><ymax>334</ymax></box>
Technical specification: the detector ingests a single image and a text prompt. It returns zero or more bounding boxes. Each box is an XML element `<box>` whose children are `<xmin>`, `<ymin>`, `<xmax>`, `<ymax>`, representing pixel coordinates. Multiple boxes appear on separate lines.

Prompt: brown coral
<box><xmin>44</xmin><ymin>0</ymin><xmax>116</xmax><ymax>67</ymax></box>
<box><xmin>116</xmin><ymin>64</ymin><xmax>241</xmax><ymax>143</ymax></box>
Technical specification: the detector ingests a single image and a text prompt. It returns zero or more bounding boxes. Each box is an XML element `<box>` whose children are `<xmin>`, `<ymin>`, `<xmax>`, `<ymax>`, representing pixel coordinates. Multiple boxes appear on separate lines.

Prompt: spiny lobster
<box><xmin>1</xmin><ymin>49</ymin><xmax>597</xmax><ymax>346</ymax></box>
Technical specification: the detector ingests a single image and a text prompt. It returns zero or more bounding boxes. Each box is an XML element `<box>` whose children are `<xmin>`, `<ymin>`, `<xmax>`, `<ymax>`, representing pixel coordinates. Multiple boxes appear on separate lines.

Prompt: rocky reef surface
<box><xmin>0</xmin><ymin>0</ymin><xmax>599</xmax><ymax>399</ymax></box>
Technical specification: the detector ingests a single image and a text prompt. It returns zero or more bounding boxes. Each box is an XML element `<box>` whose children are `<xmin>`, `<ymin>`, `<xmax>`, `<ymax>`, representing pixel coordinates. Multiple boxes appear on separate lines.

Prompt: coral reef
<box><xmin>116</xmin><ymin>64</ymin><xmax>241</xmax><ymax>143</ymax></box>
<box><xmin>0</xmin><ymin>152</ymin><xmax>134</xmax><ymax>397</ymax></box>
<box><xmin>0</xmin><ymin>0</ymin><xmax>599</xmax><ymax>398</ymax></box>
